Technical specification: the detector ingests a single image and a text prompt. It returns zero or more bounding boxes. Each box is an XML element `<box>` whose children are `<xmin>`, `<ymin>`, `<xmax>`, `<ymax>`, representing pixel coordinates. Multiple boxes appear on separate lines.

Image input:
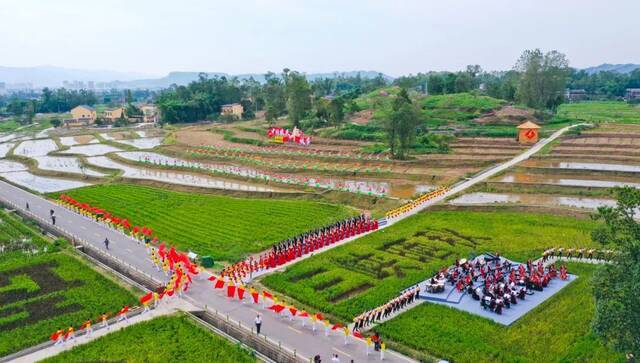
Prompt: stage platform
<box><xmin>418</xmin><ymin>255</ymin><xmax>576</xmax><ymax>326</ymax></box>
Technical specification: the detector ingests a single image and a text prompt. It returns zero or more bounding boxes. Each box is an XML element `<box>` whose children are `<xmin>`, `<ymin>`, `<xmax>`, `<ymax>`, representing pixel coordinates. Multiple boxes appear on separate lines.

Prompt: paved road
<box><xmin>0</xmin><ymin>124</ymin><xmax>582</xmax><ymax>362</ymax></box>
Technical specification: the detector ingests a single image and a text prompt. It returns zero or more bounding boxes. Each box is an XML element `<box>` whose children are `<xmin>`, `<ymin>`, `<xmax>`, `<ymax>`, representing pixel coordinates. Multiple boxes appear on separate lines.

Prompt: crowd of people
<box><xmin>429</xmin><ymin>254</ymin><xmax>569</xmax><ymax>315</ymax></box>
<box><xmin>352</xmin><ymin>286</ymin><xmax>420</xmax><ymax>331</ymax></box>
<box><xmin>385</xmin><ymin>187</ymin><xmax>448</xmax><ymax>219</ymax></box>
<box><xmin>542</xmin><ymin>247</ymin><xmax>617</xmax><ymax>262</ymax></box>
<box><xmin>221</xmin><ymin>215</ymin><xmax>378</xmax><ymax>283</ymax></box>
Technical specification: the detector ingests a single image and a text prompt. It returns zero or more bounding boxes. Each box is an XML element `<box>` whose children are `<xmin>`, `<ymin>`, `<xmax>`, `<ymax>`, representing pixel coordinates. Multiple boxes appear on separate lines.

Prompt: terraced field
<box><xmin>52</xmin><ymin>184</ymin><xmax>356</xmax><ymax>262</ymax></box>
<box><xmin>43</xmin><ymin>314</ymin><xmax>257</xmax><ymax>363</ymax></box>
<box><xmin>262</xmin><ymin>210</ymin><xmax>601</xmax><ymax>321</ymax></box>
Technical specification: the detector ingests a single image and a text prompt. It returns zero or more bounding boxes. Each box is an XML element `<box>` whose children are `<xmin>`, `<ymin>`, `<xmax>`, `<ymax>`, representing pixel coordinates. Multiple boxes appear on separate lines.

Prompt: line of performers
<box><xmin>352</xmin><ymin>286</ymin><xmax>420</xmax><ymax>331</ymax></box>
<box><xmin>221</xmin><ymin>215</ymin><xmax>378</xmax><ymax>283</ymax></box>
<box><xmin>432</xmin><ymin>255</ymin><xmax>569</xmax><ymax>315</ymax></box>
<box><xmin>541</xmin><ymin>247</ymin><xmax>616</xmax><ymax>262</ymax></box>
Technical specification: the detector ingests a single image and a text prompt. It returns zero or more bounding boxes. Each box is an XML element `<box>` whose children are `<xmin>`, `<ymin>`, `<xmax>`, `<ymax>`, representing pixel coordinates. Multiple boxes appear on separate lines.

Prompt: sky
<box><xmin>1</xmin><ymin>0</ymin><xmax>639</xmax><ymax>77</ymax></box>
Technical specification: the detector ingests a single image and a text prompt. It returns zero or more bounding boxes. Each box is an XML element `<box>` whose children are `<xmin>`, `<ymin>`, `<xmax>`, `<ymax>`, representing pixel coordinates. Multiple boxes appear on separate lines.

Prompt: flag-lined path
<box><xmin>0</xmin><ymin>124</ymin><xmax>583</xmax><ymax>362</ymax></box>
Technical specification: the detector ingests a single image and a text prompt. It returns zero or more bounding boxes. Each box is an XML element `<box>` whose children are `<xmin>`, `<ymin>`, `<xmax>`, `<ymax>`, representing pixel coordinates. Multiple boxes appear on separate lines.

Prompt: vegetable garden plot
<box><xmin>262</xmin><ymin>211</ymin><xmax>601</xmax><ymax>321</ymax></box>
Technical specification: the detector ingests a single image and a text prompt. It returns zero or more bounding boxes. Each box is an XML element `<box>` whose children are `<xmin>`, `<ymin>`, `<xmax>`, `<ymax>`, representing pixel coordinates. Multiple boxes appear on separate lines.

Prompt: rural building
<box><xmin>625</xmin><ymin>88</ymin><xmax>640</xmax><ymax>101</ymax></box>
<box><xmin>516</xmin><ymin>121</ymin><xmax>540</xmax><ymax>144</ymax></box>
<box><xmin>221</xmin><ymin>103</ymin><xmax>243</xmax><ymax>119</ymax></box>
<box><xmin>565</xmin><ymin>89</ymin><xmax>587</xmax><ymax>102</ymax></box>
<box><xmin>103</xmin><ymin>107</ymin><xmax>126</xmax><ymax>122</ymax></box>
<box><xmin>139</xmin><ymin>104</ymin><xmax>159</xmax><ymax>123</ymax></box>
<box><xmin>64</xmin><ymin>105</ymin><xmax>96</xmax><ymax>127</ymax></box>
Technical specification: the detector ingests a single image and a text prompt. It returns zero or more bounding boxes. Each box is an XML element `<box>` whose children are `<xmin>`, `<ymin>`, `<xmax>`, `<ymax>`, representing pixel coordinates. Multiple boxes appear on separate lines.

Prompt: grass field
<box><xmin>0</xmin><ymin>252</ymin><xmax>137</xmax><ymax>356</ymax></box>
<box><xmin>262</xmin><ymin>210</ymin><xmax>602</xmax><ymax>321</ymax></box>
<box><xmin>376</xmin><ymin>263</ymin><xmax>624</xmax><ymax>363</ymax></box>
<box><xmin>42</xmin><ymin>314</ymin><xmax>256</xmax><ymax>363</ymax></box>
<box><xmin>0</xmin><ymin>209</ymin><xmax>50</xmax><ymax>259</ymax></box>
<box><xmin>557</xmin><ymin>101</ymin><xmax>640</xmax><ymax>124</ymax></box>
<box><xmin>51</xmin><ymin>184</ymin><xmax>356</xmax><ymax>262</ymax></box>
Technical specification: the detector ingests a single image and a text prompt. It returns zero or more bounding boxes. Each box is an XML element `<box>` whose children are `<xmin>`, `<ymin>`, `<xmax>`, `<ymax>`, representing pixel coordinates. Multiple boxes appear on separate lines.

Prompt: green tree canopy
<box><xmin>515</xmin><ymin>49</ymin><xmax>569</xmax><ymax>111</ymax></box>
<box><xmin>591</xmin><ymin>186</ymin><xmax>640</xmax><ymax>356</ymax></box>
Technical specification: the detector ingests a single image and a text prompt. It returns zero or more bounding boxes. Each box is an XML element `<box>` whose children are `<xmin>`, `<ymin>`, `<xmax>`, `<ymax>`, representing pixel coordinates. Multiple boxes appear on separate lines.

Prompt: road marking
<box><xmin>288</xmin><ymin>326</ymin><xmax>303</xmax><ymax>334</ymax></box>
<box><xmin>332</xmin><ymin>347</ymin><xmax>352</xmax><ymax>358</ymax></box>
<box><xmin>80</xmin><ymin>226</ymin><xmax>87</xmax><ymax>230</ymax></box>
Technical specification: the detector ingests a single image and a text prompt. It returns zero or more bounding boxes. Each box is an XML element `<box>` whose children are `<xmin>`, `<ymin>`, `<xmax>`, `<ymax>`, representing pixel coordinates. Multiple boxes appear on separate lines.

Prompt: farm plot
<box><xmin>376</xmin><ymin>263</ymin><xmax>624</xmax><ymax>363</ymax></box>
<box><xmin>557</xmin><ymin>101</ymin><xmax>640</xmax><ymax>124</ymax></box>
<box><xmin>52</xmin><ymin>184</ymin><xmax>356</xmax><ymax>262</ymax></box>
<box><xmin>60</xmin><ymin>144</ymin><xmax>123</xmax><ymax>156</ymax></box>
<box><xmin>32</xmin><ymin>156</ymin><xmax>104</xmax><ymax>176</ymax></box>
<box><xmin>14</xmin><ymin>139</ymin><xmax>58</xmax><ymax>157</ymax></box>
<box><xmin>261</xmin><ymin>210</ymin><xmax>601</xmax><ymax>321</ymax></box>
<box><xmin>0</xmin><ymin>171</ymin><xmax>90</xmax><ymax>193</ymax></box>
<box><xmin>0</xmin><ymin>224</ymin><xmax>137</xmax><ymax>356</ymax></box>
<box><xmin>42</xmin><ymin>314</ymin><xmax>256</xmax><ymax>363</ymax></box>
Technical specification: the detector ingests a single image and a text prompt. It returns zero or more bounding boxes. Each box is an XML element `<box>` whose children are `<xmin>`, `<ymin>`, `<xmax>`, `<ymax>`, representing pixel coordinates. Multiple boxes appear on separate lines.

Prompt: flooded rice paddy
<box><xmin>14</xmin><ymin>139</ymin><xmax>58</xmax><ymax>157</ymax></box>
<box><xmin>32</xmin><ymin>156</ymin><xmax>104</xmax><ymax>176</ymax></box>
<box><xmin>498</xmin><ymin>173</ymin><xmax>640</xmax><ymax>188</ymax></box>
<box><xmin>117</xmin><ymin>151</ymin><xmax>392</xmax><ymax>196</ymax></box>
<box><xmin>522</xmin><ymin>160</ymin><xmax>640</xmax><ymax>173</ymax></box>
<box><xmin>59</xmin><ymin>144</ymin><xmax>123</xmax><ymax>156</ymax></box>
<box><xmin>0</xmin><ymin>159</ymin><xmax>29</xmax><ymax>172</ymax></box>
<box><xmin>0</xmin><ymin>143</ymin><xmax>14</xmax><ymax>158</ymax></box>
<box><xmin>117</xmin><ymin>137</ymin><xmax>163</xmax><ymax>149</ymax></box>
<box><xmin>86</xmin><ymin>155</ymin><xmax>278</xmax><ymax>192</ymax></box>
<box><xmin>0</xmin><ymin>171</ymin><xmax>90</xmax><ymax>192</ymax></box>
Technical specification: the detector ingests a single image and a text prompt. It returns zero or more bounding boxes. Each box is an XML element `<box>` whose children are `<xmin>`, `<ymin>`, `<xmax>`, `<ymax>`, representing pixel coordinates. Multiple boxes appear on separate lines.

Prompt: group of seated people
<box><xmin>541</xmin><ymin>247</ymin><xmax>617</xmax><ymax>262</ymax></box>
<box><xmin>428</xmin><ymin>254</ymin><xmax>569</xmax><ymax>315</ymax></box>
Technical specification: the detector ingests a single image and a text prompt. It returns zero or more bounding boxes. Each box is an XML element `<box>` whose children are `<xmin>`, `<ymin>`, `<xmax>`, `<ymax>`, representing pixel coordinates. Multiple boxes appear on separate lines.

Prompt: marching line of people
<box><xmin>220</xmin><ymin>214</ymin><xmax>378</xmax><ymax>284</ymax></box>
<box><xmin>352</xmin><ymin>286</ymin><xmax>421</xmax><ymax>332</ymax></box>
<box><xmin>385</xmin><ymin>187</ymin><xmax>448</xmax><ymax>220</ymax></box>
<box><xmin>541</xmin><ymin>247</ymin><xmax>617</xmax><ymax>263</ymax></box>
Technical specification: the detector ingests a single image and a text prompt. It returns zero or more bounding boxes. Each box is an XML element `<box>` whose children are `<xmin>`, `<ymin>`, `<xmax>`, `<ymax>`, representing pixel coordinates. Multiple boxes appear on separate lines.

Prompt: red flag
<box><xmin>227</xmin><ymin>284</ymin><xmax>236</xmax><ymax>298</ymax></box>
<box><xmin>208</xmin><ymin>275</ymin><xmax>217</xmax><ymax>281</ymax></box>
<box><xmin>251</xmin><ymin>291</ymin><xmax>259</xmax><ymax>304</ymax></box>
<box><xmin>332</xmin><ymin>323</ymin><xmax>343</xmax><ymax>330</ymax></box>
<box><xmin>268</xmin><ymin>304</ymin><xmax>285</xmax><ymax>313</ymax></box>
<box><xmin>237</xmin><ymin>287</ymin><xmax>245</xmax><ymax>300</ymax></box>
<box><xmin>289</xmin><ymin>306</ymin><xmax>297</xmax><ymax>316</ymax></box>
<box><xmin>118</xmin><ymin>306</ymin><xmax>130</xmax><ymax>315</ymax></box>
<box><xmin>315</xmin><ymin>313</ymin><xmax>324</xmax><ymax>321</ymax></box>
<box><xmin>139</xmin><ymin>292</ymin><xmax>152</xmax><ymax>304</ymax></box>
<box><xmin>214</xmin><ymin>279</ymin><xmax>225</xmax><ymax>289</ymax></box>
<box><xmin>299</xmin><ymin>311</ymin><xmax>309</xmax><ymax>318</ymax></box>
<box><xmin>50</xmin><ymin>330</ymin><xmax>63</xmax><ymax>341</ymax></box>
<box><xmin>353</xmin><ymin>331</ymin><xmax>363</xmax><ymax>339</ymax></box>
<box><xmin>167</xmin><ymin>289</ymin><xmax>174</xmax><ymax>296</ymax></box>
<box><xmin>262</xmin><ymin>291</ymin><xmax>273</xmax><ymax>300</ymax></box>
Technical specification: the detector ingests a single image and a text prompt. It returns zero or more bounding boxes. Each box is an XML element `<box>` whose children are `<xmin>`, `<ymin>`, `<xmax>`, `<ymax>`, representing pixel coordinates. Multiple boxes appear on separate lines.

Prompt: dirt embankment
<box><xmin>473</xmin><ymin>106</ymin><xmax>541</xmax><ymax>126</ymax></box>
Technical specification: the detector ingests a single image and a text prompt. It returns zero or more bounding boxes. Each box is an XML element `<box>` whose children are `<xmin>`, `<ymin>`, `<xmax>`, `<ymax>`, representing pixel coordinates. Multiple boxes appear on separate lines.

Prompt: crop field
<box><xmin>52</xmin><ymin>184</ymin><xmax>356</xmax><ymax>262</ymax></box>
<box><xmin>0</xmin><ymin>209</ymin><xmax>49</xmax><ymax>258</ymax></box>
<box><xmin>261</xmin><ymin>210</ymin><xmax>601</xmax><ymax>321</ymax></box>
<box><xmin>376</xmin><ymin>263</ymin><xmax>624</xmax><ymax>363</ymax></box>
<box><xmin>42</xmin><ymin>314</ymin><xmax>257</xmax><ymax>363</ymax></box>
<box><xmin>557</xmin><ymin>101</ymin><xmax>640</xmax><ymax>124</ymax></box>
<box><xmin>0</xmin><ymin>252</ymin><xmax>137</xmax><ymax>356</ymax></box>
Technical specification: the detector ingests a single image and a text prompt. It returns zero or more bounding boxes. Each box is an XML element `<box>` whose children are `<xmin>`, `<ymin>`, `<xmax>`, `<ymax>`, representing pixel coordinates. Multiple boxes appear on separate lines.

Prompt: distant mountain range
<box><xmin>581</xmin><ymin>63</ymin><xmax>640</xmax><ymax>75</ymax></box>
<box><xmin>0</xmin><ymin>66</ymin><xmax>392</xmax><ymax>89</ymax></box>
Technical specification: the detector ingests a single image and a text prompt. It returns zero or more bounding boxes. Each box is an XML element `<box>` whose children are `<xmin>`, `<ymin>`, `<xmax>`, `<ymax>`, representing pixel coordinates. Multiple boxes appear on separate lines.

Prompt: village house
<box><xmin>139</xmin><ymin>104</ymin><xmax>159</xmax><ymax>123</ymax></box>
<box><xmin>625</xmin><ymin>88</ymin><xmax>640</xmax><ymax>101</ymax></box>
<box><xmin>103</xmin><ymin>107</ymin><xmax>126</xmax><ymax>123</ymax></box>
<box><xmin>221</xmin><ymin>103</ymin><xmax>244</xmax><ymax>119</ymax></box>
<box><xmin>64</xmin><ymin>105</ymin><xmax>96</xmax><ymax>127</ymax></box>
<box><xmin>565</xmin><ymin>89</ymin><xmax>587</xmax><ymax>102</ymax></box>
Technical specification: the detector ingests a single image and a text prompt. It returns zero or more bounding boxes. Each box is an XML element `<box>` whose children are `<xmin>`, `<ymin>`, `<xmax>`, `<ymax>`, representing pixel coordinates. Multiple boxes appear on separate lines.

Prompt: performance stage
<box><xmin>418</xmin><ymin>254</ymin><xmax>577</xmax><ymax>325</ymax></box>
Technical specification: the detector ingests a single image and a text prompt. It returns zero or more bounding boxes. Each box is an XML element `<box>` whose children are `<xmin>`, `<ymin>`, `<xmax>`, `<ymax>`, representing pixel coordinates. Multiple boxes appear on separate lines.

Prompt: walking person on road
<box><xmin>51</xmin><ymin>213</ymin><xmax>56</xmax><ymax>226</ymax></box>
<box><xmin>104</xmin><ymin>238</ymin><xmax>110</xmax><ymax>250</ymax></box>
<box><xmin>25</xmin><ymin>202</ymin><xmax>29</xmax><ymax>211</ymax></box>
<box><xmin>255</xmin><ymin>314</ymin><xmax>262</xmax><ymax>334</ymax></box>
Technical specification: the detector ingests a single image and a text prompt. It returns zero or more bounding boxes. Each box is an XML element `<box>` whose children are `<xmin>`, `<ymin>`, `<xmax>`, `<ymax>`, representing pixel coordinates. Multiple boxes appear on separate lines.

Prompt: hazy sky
<box><xmin>1</xmin><ymin>0</ymin><xmax>639</xmax><ymax>77</ymax></box>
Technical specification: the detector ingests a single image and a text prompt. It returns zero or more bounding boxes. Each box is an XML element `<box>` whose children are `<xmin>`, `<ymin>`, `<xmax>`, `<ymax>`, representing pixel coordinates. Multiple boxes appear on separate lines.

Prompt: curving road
<box><xmin>0</xmin><ymin>124</ymin><xmax>583</xmax><ymax>362</ymax></box>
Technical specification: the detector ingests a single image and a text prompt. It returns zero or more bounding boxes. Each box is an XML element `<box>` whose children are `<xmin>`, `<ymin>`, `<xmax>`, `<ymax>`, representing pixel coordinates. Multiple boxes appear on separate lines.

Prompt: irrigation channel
<box><xmin>0</xmin><ymin>124</ymin><xmax>583</xmax><ymax>363</ymax></box>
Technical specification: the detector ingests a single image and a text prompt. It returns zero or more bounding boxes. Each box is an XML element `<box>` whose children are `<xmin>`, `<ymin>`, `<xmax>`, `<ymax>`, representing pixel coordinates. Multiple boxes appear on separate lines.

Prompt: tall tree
<box><xmin>385</xmin><ymin>89</ymin><xmax>420</xmax><ymax>159</ymax></box>
<box><xmin>515</xmin><ymin>49</ymin><xmax>570</xmax><ymax>111</ymax></box>
<box><xmin>285</xmin><ymin>71</ymin><xmax>312</xmax><ymax>128</ymax></box>
<box><xmin>590</xmin><ymin>186</ymin><xmax>640</xmax><ymax>357</ymax></box>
